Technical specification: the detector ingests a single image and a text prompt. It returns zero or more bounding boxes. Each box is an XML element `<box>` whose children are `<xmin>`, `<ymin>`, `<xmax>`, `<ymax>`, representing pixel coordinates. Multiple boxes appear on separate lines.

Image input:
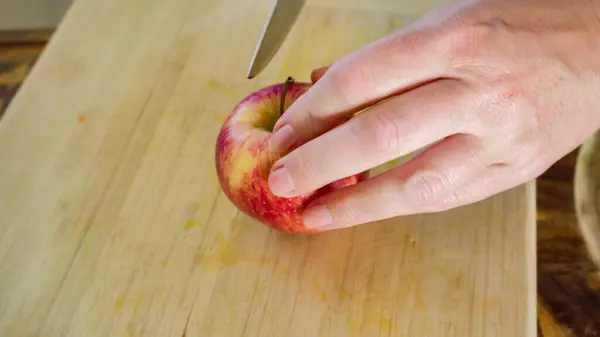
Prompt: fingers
<box><xmin>430</xmin><ymin>161</ymin><xmax>543</xmax><ymax>212</ymax></box>
<box><xmin>300</xmin><ymin>133</ymin><xmax>488</xmax><ymax>230</ymax></box>
<box><xmin>268</xmin><ymin>78</ymin><xmax>473</xmax><ymax>198</ymax></box>
<box><xmin>272</xmin><ymin>25</ymin><xmax>453</xmax><ymax>145</ymax></box>
<box><xmin>419</xmin><ymin>163</ymin><xmax>511</xmax><ymax>212</ymax></box>
<box><xmin>311</xmin><ymin>66</ymin><xmax>329</xmax><ymax>83</ymax></box>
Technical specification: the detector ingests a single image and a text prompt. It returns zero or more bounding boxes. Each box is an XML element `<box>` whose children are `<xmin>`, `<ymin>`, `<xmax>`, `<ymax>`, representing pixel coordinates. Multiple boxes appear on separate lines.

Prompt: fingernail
<box><xmin>270</xmin><ymin>124</ymin><xmax>296</xmax><ymax>151</ymax></box>
<box><xmin>268</xmin><ymin>165</ymin><xmax>295</xmax><ymax>195</ymax></box>
<box><xmin>303</xmin><ymin>204</ymin><xmax>332</xmax><ymax>229</ymax></box>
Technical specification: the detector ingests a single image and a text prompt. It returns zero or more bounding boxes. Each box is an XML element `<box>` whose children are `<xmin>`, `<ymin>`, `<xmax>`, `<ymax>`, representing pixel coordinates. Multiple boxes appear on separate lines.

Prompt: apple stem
<box><xmin>280</xmin><ymin>76</ymin><xmax>295</xmax><ymax>116</ymax></box>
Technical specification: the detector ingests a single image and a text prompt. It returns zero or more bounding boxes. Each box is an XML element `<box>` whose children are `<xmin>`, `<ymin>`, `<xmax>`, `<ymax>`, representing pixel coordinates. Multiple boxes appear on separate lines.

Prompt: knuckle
<box><xmin>436</xmin><ymin>187</ymin><xmax>481</xmax><ymax>211</ymax></box>
<box><xmin>330</xmin><ymin>200</ymin><xmax>361</xmax><ymax>224</ymax></box>
<box><xmin>386</xmin><ymin>29</ymin><xmax>433</xmax><ymax>54</ymax></box>
<box><xmin>405</xmin><ymin>170</ymin><xmax>453</xmax><ymax>205</ymax></box>
<box><xmin>304</xmin><ymin>106</ymin><xmax>319</xmax><ymax>126</ymax></box>
<box><xmin>492</xmin><ymin>96</ymin><xmax>542</xmax><ymax>149</ymax></box>
<box><xmin>440</xmin><ymin>191</ymin><xmax>462</xmax><ymax>207</ymax></box>
<box><xmin>476</xmin><ymin>85</ymin><xmax>542</xmax><ymax>149</ymax></box>
<box><xmin>384</xmin><ymin>26</ymin><xmax>455</xmax><ymax>71</ymax></box>
<box><xmin>460</xmin><ymin>136</ymin><xmax>488</xmax><ymax>166</ymax></box>
<box><xmin>326</xmin><ymin>59</ymin><xmax>376</xmax><ymax>108</ymax></box>
<box><xmin>444</xmin><ymin>16</ymin><xmax>502</xmax><ymax>66</ymax></box>
<box><xmin>288</xmin><ymin>154</ymin><xmax>323</xmax><ymax>187</ymax></box>
<box><xmin>350</xmin><ymin>111</ymin><xmax>403</xmax><ymax>155</ymax></box>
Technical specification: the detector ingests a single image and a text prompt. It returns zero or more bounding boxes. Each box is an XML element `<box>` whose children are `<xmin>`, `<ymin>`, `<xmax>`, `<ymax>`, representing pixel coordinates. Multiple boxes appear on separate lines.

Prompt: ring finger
<box><xmin>300</xmin><ymin>132</ymin><xmax>489</xmax><ymax>230</ymax></box>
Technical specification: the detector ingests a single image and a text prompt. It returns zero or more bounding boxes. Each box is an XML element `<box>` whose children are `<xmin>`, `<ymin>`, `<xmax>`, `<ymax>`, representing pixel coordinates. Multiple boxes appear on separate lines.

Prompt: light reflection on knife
<box><xmin>247</xmin><ymin>0</ymin><xmax>306</xmax><ymax>79</ymax></box>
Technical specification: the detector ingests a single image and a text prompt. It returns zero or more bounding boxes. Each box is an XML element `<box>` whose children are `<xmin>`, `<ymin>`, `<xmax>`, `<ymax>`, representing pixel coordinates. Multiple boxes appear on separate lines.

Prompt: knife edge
<box><xmin>247</xmin><ymin>0</ymin><xmax>306</xmax><ymax>79</ymax></box>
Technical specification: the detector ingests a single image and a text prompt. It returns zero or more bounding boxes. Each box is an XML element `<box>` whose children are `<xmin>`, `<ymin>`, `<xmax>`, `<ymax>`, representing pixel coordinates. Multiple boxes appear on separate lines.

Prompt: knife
<box><xmin>247</xmin><ymin>0</ymin><xmax>306</xmax><ymax>79</ymax></box>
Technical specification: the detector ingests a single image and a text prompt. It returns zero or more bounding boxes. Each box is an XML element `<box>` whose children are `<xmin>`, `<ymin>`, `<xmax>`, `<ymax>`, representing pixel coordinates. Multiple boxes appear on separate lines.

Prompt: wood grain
<box><xmin>0</xmin><ymin>0</ymin><xmax>535</xmax><ymax>336</ymax></box>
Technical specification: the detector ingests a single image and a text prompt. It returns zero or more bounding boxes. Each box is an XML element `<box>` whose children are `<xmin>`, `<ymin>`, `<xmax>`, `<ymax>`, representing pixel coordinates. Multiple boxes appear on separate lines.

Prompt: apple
<box><xmin>215</xmin><ymin>77</ymin><xmax>367</xmax><ymax>234</ymax></box>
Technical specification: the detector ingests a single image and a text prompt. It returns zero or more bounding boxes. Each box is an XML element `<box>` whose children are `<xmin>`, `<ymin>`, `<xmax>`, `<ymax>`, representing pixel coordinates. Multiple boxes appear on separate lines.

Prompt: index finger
<box><xmin>271</xmin><ymin>20</ymin><xmax>455</xmax><ymax>145</ymax></box>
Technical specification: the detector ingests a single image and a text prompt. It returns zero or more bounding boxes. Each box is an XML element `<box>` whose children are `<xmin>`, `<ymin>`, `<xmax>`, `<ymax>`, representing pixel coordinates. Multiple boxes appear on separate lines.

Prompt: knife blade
<box><xmin>247</xmin><ymin>0</ymin><xmax>306</xmax><ymax>79</ymax></box>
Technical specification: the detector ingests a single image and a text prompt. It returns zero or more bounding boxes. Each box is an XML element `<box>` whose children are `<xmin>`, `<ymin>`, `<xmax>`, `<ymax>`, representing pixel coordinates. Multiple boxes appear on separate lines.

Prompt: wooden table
<box><xmin>0</xmin><ymin>0</ymin><xmax>537</xmax><ymax>336</ymax></box>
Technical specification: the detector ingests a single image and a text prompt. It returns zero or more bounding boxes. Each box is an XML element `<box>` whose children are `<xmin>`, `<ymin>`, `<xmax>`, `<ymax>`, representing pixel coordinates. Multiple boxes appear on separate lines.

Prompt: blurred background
<box><xmin>0</xmin><ymin>0</ymin><xmax>71</xmax><ymax>33</ymax></box>
<box><xmin>0</xmin><ymin>0</ymin><xmax>71</xmax><ymax>114</ymax></box>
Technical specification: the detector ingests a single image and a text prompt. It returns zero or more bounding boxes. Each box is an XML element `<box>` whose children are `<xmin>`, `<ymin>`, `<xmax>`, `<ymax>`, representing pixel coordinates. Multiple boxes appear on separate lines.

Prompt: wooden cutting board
<box><xmin>0</xmin><ymin>0</ymin><xmax>536</xmax><ymax>336</ymax></box>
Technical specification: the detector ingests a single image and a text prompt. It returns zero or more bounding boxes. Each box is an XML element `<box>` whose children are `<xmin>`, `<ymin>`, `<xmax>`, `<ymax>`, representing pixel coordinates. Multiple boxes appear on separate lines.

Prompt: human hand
<box><xmin>267</xmin><ymin>0</ymin><xmax>600</xmax><ymax>231</ymax></box>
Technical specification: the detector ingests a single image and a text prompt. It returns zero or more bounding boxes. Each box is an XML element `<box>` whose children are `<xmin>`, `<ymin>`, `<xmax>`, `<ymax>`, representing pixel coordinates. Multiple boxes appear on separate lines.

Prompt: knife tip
<box><xmin>247</xmin><ymin>70</ymin><xmax>258</xmax><ymax>80</ymax></box>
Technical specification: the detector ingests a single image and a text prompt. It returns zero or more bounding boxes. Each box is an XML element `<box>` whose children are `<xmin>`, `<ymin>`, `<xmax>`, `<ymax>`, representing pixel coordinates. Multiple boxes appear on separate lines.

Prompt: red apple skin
<box><xmin>215</xmin><ymin>80</ymin><xmax>368</xmax><ymax>234</ymax></box>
